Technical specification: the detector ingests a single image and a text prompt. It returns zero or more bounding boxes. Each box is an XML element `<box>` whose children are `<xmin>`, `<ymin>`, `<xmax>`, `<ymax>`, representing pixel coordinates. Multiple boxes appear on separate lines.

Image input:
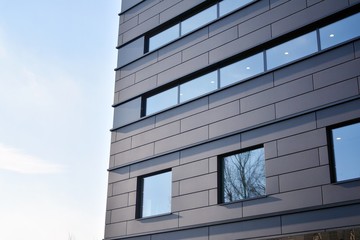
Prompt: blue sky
<box><xmin>0</xmin><ymin>1</ymin><xmax>120</xmax><ymax>239</ymax></box>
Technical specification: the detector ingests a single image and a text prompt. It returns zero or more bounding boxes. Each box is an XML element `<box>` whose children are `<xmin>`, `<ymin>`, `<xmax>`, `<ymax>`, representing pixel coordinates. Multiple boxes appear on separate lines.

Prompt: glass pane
<box><xmin>179</xmin><ymin>71</ymin><xmax>218</xmax><ymax>103</ymax></box>
<box><xmin>219</xmin><ymin>0</ymin><xmax>254</xmax><ymax>16</ymax></box>
<box><xmin>266</xmin><ymin>31</ymin><xmax>318</xmax><ymax>70</ymax></box>
<box><xmin>142</xmin><ymin>171</ymin><xmax>172</xmax><ymax>218</ymax></box>
<box><xmin>181</xmin><ymin>5</ymin><xmax>217</xmax><ymax>35</ymax></box>
<box><xmin>220</xmin><ymin>53</ymin><xmax>264</xmax><ymax>88</ymax></box>
<box><xmin>149</xmin><ymin>24</ymin><xmax>180</xmax><ymax>51</ymax></box>
<box><xmin>320</xmin><ymin>12</ymin><xmax>360</xmax><ymax>50</ymax></box>
<box><xmin>146</xmin><ymin>87</ymin><xmax>178</xmax><ymax>115</ymax></box>
<box><xmin>332</xmin><ymin>122</ymin><xmax>360</xmax><ymax>182</ymax></box>
<box><xmin>223</xmin><ymin>147</ymin><xmax>265</xmax><ymax>203</ymax></box>
<box><xmin>113</xmin><ymin>97</ymin><xmax>141</xmax><ymax>128</ymax></box>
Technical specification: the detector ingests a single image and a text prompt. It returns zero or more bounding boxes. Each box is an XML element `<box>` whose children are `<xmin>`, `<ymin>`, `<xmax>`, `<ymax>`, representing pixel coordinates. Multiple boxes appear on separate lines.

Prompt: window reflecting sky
<box><xmin>181</xmin><ymin>5</ymin><xmax>217</xmax><ymax>35</ymax></box>
<box><xmin>180</xmin><ymin>71</ymin><xmax>218</xmax><ymax>103</ymax></box>
<box><xmin>219</xmin><ymin>0</ymin><xmax>253</xmax><ymax>16</ymax></box>
<box><xmin>266</xmin><ymin>31</ymin><xmax>318</xmax><ymax>70</ymax></box>
<box><xmin>146</xmin><ymin>87</ymin><xmax>178</xmax><ymax>115</ymax></box>
<box><xmin>220</xmin><ymin>52</ymin><xmax>264</xmax><ymax>88</ymax></box>
<box><xmin>320</xmin><ymin>12</ymin><xmax>360</xmax><ymax>50</ymax></box>
<box><xmin>332</xmin><ymin>122</ymin><xmax>360</xmax><ymax>182</ymax></box>
<box><xmin>142</xmin><ymin>171</ymin><xmax>172</xmax><ymax>218</ymax></box>
<box><xmin>113</xmin><ymin>97</ymin><xmax>141</xmax><ymax>128</ymax></box>
<box><xmin>149</xmin><ymin>24</ymin><xmax>180</xmax><ymax>51</ymax></box>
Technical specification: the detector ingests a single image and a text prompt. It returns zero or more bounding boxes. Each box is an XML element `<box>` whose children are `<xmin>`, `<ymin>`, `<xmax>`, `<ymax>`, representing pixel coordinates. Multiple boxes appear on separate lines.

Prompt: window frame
<box><xmin>327</xmin><ymin>119</ymin><xmax>360</xmax><ymax>183</ymax></box>
<box><xmin>136</xmin><ymin>169</ymin><xmax>172</xmax><ymax>219</ymax></box>
<box><xmin>218</xmin><ymin>145</ymin><xmax>266</xmax><ymax>204</ymax></box>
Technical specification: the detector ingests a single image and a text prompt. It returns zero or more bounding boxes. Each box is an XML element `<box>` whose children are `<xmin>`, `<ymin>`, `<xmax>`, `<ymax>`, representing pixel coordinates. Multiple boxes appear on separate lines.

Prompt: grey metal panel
<box><xmin>209</xmin><ymin>73</ymin><xmax>274</xmax><ymax>109</ymax></box>
<box><xmin>104</xmin><ymin>222</ymin><xmax>127</xmax><ymax>239</ymax></box>
<box><xmin>241</xmin><ymin>75</ymin><xmax>313</xmax><ymax>113</ymax></box>
<box><xmin>110</xmin><ymin>137</ymin><xmax>132</xmax><ymax>155</ymax></box>
<box><xmin>129</xmin><ymin>152</ymin><xmax>180</xmax><ymax>178</ymax></box>
<box><xmin>108</xmin><ymin>166</ymin><xmax>130</xmax><ymax>183</ymax></box>
<box><xmin>318</xmin><ymin>146</ymin><xmax>329</xmax><ymax>166</ymax></box>
<box><xmin>279</xmin><ymin>166</ymin><xmax>330</xmax><ymax>192</ymax></box>
<box><xmin>126</xmin><ymin>214</ymin><xmax>179</xmax><ymax>235</ymax></box>
<box><xmin>264</xmin><ymin>141</ymin><xmax>278</xmax><ymax>159</ymax></box>
<box><xmin>179</xmin><ymin>172</ymin><xmax>217</xmax><ymax>195</ymax></box>
<box><xmin>277</xmin><ymin>128</ymin><xmax>327</xmax><ymax>156</ymax></box>
<box><xmin>121</xmin><ymin>0</ymin><xmax>144</xmax><ymax>13</ymax></box>
<box><xmin>111</xmin><ymin>206</ymin><xmax>136</xmax><ymax>223</ymax></box>
<box><xmin>241</xmin><ymin>113</ymin><xmax>316</xmax><ymax>149</ymax></box>
<box><xmin>179</xmin><ymin>203</ymin><xmax>243</xmax><ymax>227</ymax></box>
<box><xmin>275</xmin><ymin>78</ymin><xmax>359</xmax><ymax>118</ymax></box>
<box><xmin>154</xmin><ymin>126</ymin><xmax>209</xmax><ymax>155</ymax></box>
<box><xmin>313</xmin><ymin>58</ymin><xmax>360</xmax><ymax>89</ymax></box>
<box><xmin>120</xmin><ymin>52</ymin><xmax>157</xmax><ymax>80</ymax></box>
<box><xmin>181</xmin><ymin>100</ymin><xmax>240</xmax><ymax>132</ymax></box>
<box><xmin>209</xmin><ymin>104</ymin><xmax>276</xmax><ymax>138</ymax></box>
<box><xmin>173</xmin><ymin>158</ymin><xmax>209</xmax><ymax>181</ymax></box>
<box><xmin>115</xmin><ymin>74</ymin><xmax>135</xmax><ymax>92</ymax></box>
<box><xmin>271</xmin><ymin>0</ymin><xmax>348</xmax><ymax>38</ymax></box>
<box><xmin>115</xmin><ymin>117</ymin><xmax>155</xmax><ymax>142</ymax></box>
<box><xmin>282</xmin><ymin>203</ymin><xmax>360</xmax><ymax>234</ymax></box>
<box><xmin>180</xmin><ymin>134</ymin><xmax>241</xmax><ymax>164</ymax></box>
<box><xmin>159</xmin><ymin>0</ymin><xmax>206</xmax><ymax>24</ymax></box>
<box><xmin>117</xmin><ymin>37</ymin><xmax>145</xmax><ymax>68</ymax></box>
<box><xmin>209</xmin><ymin>216</ymin><xmax>281</xmax><ymax>240</ymax></box>
<box><xmin>107</xmin><ymin>193</ymin><xmax>129</xmax><ymax>210</ymax></box>
<box><xmin>132</xmin><ymin>121</ymin><xmax>181</xmax><ymax>148</ymax></box>
<box><xmin>243</xmin><ymin>187</ymin><xmax>322</xmax><ymax>217</ymax></box>
<box><xmin>270</xmin><ymin>0</ymin><xmax>290</xmax><ymax>9</ymax></box>
<box><xmin>172</xmin><ymin>191</ymin><xmax>209</xmax><ymax>212</ymax></box>
<box><xmin>118</xmin><ymin>75</ymin><xmax>157</xmax><ymax>104</ymax></box>
<box><xmin>355</xmin><ymin>39</ymin><xmax>360</xmax><ymax>58</ymax></box>
<box><xmin>123</xmin><ymin>15</ymin><xmax>160</xmax><ymax>44</ymax></box>
<box><xmin>266</xmin><ymin>149</ymin><xmax>320</xmax><ymax>177</ymax></box>
<box><xmin>114</xmin><ymin>143</ymin><xmax>154</xmax><ymax>167</ymax></box>
<box><xmin>209</xmin><ymin>25</ymin><xmax>271</xmax><ymax>65</ymax></box>
<box><xmin>322</xmin><ymin>180</ymin><xmax>360</xmax><ymax>204</ymax></box>
<box><xmin>274</xmin><ymin>43</ymin><xmax>354</xmax><ymax>86</ymax></box>
<box><xmin>266</xmin><ymin>176</ymin><xmax>280</xmax><ymax>195</ymax></box>
<box><xmin>316</xmin><ymin>99</ymin><xmax>360</xmax><ymax>128</ymax></box>
<box><xmin>151</xmin><ymin>227</ymin><xmax>208</xmax><ymax>240</ymax></box>
<box><xmin>119</xmin><ymin>14</ymin><xmax>138</xmax><ymax>35</ymax></box>
<box><xmin>112</xmin><ymin>177</ymin><xmax>137</xmax><ymax>196</ymax></box>
<box><xmin>307</xmin><ymin>0</ymin><xmax>323</xmax><ymax>7</ymax></box>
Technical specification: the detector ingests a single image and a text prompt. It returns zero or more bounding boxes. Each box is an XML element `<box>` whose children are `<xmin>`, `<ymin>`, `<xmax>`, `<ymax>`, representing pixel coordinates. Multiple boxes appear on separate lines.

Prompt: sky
<box><xmin>0</xmin><ymin>1</ymin><xmax>120</xmax><ymax>239</ymax></box>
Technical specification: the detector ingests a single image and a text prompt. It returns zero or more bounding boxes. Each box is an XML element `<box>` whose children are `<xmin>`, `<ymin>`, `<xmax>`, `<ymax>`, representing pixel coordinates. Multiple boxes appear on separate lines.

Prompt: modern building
<box><xmin>104</xmin><ymin>0</ymin><xmax>360</xmax><ymax>239</ymax></box>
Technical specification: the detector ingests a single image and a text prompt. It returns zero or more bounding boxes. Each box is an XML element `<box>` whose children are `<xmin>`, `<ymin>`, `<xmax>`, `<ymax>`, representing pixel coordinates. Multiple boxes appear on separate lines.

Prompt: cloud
<box><xmin>0</xmin><ymin>144</ymin><xmax>65</xmax><ymax>174</ymax></box>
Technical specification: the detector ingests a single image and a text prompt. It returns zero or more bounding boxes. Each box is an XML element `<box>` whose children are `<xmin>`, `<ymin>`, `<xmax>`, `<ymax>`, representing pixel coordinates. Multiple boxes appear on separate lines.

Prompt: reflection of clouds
<box><xmin>0</xmin><ymin>143</ymin><xmax>65</xmax><ymax>174</ymax></box>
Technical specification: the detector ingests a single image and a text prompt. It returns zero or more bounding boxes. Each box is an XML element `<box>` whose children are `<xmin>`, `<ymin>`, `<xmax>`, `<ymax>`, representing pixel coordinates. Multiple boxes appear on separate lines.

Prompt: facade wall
<box><xmin>105</xmin><ymin>0</ymin><xmax>360</xmax><ymax>239</ymax></box>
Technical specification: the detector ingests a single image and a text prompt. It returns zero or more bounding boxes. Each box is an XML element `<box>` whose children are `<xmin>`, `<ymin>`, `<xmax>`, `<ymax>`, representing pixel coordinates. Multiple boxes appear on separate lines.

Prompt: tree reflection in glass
<box><xmin>222</xmin><ymin>147</ymin><xmax>265</xmax><ymax>203</ymax></box>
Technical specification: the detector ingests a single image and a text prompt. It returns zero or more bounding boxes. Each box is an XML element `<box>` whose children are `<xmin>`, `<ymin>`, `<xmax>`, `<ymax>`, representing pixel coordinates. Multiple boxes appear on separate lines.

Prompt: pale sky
<box><xmin>0</xmin><ymin>1</ymin><xmax>120</xmax><ymax>239</ymax></box>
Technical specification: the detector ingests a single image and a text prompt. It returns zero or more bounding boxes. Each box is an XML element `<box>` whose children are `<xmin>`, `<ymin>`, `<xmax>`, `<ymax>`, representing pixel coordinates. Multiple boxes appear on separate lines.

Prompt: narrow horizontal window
<box><xmin>219</xmin><ymin>0</ymin><xmax>254</xmax><ymax>16</ymax></box>
<box><xmin>149</xmin><ymin>24</ymin><xmax>180</xmax><ymax>52</ymax></box>
<box><xmin>330</xmin><ymin>121</ymin><xmax>360</xmax><ymax>182</ymax></box>
<box><xmin>220</xmin><ymin>147</ymin><xmax>265</xmax><ymax>203</ymax></box>
<box><xmin>220</xmin><ymin>52</ymin><xmax>264</xmax><ymax>88</ymax></box>
<box><xmin>320</xmin><ymin>12</ymin><xmax>360</xmax><ymax>50</ymax></box>
<box><xmin>181</xmin><ymin>5</ymin><xmax>217</xmax><ymax>35</ymax></box>
<box><xmin>146</xmin><ymin>86</ymin><xmax>178</xmax><ymax>115</ymax></box>
<box><xmin>113</xmin><ymin>97</ymin><xmax>141</xmax><ymax>129</ymax></box>
<box><xmin>138</xmin><ymin>171</ymin><xmax>172</xmax><ymax>218</ymax></box>
<box><xmin>266</xmin><ymin>31</ymin><xmax>318</xmax><ymax>70</ymax></box>
<box><xmin>179</xmin><ymin>71</ymin><xmax>218</xmax><ymax>103</ymax></box>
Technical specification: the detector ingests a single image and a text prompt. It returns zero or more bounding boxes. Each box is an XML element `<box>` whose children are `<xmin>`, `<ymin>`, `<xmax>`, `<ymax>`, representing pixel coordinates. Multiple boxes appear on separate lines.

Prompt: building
<box><xmin>104</xmin><ymin>0</ymin><xmax>360</xmax><ymax>239</ymax></box>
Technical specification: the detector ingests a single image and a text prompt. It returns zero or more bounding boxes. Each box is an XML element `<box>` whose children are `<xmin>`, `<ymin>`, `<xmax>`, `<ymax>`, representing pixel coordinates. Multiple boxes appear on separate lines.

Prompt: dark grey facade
<box><xmin>105</xmin><ymin>0</ymin><xmax>360</xmax><ymax>239</ymax></box>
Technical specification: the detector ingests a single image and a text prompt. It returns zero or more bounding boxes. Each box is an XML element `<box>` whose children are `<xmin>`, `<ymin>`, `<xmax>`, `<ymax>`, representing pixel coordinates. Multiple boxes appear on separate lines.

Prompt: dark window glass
<box><xmin>181</xmin><ymin>5</ymin><xmax>217</xmax><ymax>35</ymax></box>
<box><xmin>221</xmin><ymin>147</ymin><xmax>265</xmax><ymax>203</ymax></box>
<box><xmin>220</xmin><ymin>53</ymin><xmax>264</xmax><ymax>88</ymax></box>
<box><xmin>320</xmin><ymin>12</ymin><xmax>360</xmax><ymax>50</ymax></box>
<box><xmin>117</xmin><ymin>37</ymin><xmax>144</xmax><ymax>68</ymax></box>
<box><xmin>113</xmin><ymin>97</ymin><xmax>141</xmax><ymax>128</ymax></box>
<box><xmin>219</xmin><ymin>0</ymin><xmax>253</xmax><ymax>16</ymax></box>
<box><xmin>149</xmin><ymin>24</ymin><xmax>180</xmax><ymax>51</ymax></box>
<box><xmin>179</xmin><ymin>71</ymin><xmax>218</xmax><ymax>103</ymax></box>
<box><xmin>146</xmin><ymin>87</ymin><xmax>178</xmax><ymax>115</ymax></box>
<box><xmin>331</xmin><ymin>122</ymin><xmax>360</xmax><ymax>182</ymax></box>
<box><xmin>140</xmin><ymin>171</ymin><xmax>172</xmax><ymax>218</ymax></box>
<box><xmin>266</xmin><ymin>31</ymin><xmax>318</xmax><ymax>70</ymax></box>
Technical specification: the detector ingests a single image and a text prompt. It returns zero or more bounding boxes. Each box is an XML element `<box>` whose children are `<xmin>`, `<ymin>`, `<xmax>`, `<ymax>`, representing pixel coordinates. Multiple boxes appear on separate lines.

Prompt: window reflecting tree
<box><xmin>222</xmin><ymin>147</ymin><xmax>265</xmax><ymax>202</ymax></box>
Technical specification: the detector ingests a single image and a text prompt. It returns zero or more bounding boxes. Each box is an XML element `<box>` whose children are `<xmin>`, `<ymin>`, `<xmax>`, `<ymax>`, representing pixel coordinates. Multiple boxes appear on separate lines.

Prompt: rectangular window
<box><xmin>320</xmin><ymin>12</ymin><xmax>360</xmax><ymax>50</ymax></box>
<box><xmin>220</xmin><ymin>52</ymin><xmax>264</xmax><ymax>88</ymax></box>
<box><xmin>149</xmin><ymin>24</ymin><xmax>180</xmax><ymax>52</ymax></box>
<box><xmin>266</xmin><ymin>31</ymin><xmax>318</xmax><ymax>70</ymax></box>
<box><xmin>146</xmin><ymin>86</ymin><xmax>178</xmax><ymax>116</ymax></box>
<box><xmin>220</xmin><ymin>147</ymin><xmax>265</xmax><ymax>203</ymax></box>
<box><xmin>329</xmin><ymin>121</ymin><xmax>360</xmax><ymax>182</ymax></box>
<box><xmin>113</xmin><ymin>97</ymin><xmax>141</xmax><ymax>129</ymax></box>
<box><xmin>179</xmin><ymin>71</ymin><xmax>218</xmax><ymax>103</ymax></box>
<box><xmin>181</xmin><ymin>5</ymin><xmax>217</xmax><ymax>35</ymax></box>
<box><xmin>219</xmin><ymin>0</ymin><xmax>253</xmax><ymax>16</ymax></box>
<box><xmin>137</xmin><ymin>171</ymin><xmax>172</xmax><ymax>218</ymax></box>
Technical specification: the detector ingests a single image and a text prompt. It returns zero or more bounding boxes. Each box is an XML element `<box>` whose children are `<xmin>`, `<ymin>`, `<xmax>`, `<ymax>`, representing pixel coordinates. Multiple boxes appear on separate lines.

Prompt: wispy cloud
<box><xmin>0</xmin><ymin>144</ymin><xmax>65</xmax><ymax>174</ymax></box>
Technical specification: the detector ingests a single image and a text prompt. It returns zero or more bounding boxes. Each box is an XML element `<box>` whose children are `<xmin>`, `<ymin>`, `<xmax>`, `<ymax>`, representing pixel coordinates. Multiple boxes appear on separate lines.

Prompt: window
<box><xmin>137</xmin><ymin>171</ymin><xmax>172</xmax><ymax>218</ymax></box>
<box><xmin>149</xmin><ymin>24</ymin><xmax>180</xmax><ymax>52</ymax></box>
<box><xmin>146</xmin><ymin>87</ymin><xmax>178</xmax><ymax>115</ymax></box>
<box><xmin>266</xmin><ymin>31</ymin><xmax>318</xmax><ymax>70</ymax></box>
<box><xmin>320</xmin><ymin>12</ymin><xmax>360</xmax><ymax>50</ymax></box>
<box><xmin>181</xmin><ymin>5</ymin><xmax>217</xmax><ymax>35</ymax></box>
<box><xmin>329</xmin><ymin>121</ymin><xmax>360</xmax><ymax>182</ymax></box>
<box><xmin>113</xmin><ymin>97</ymin><xmax>141</xmax><ymax>129</ymax></box>
<box><xmin>219</xmin><ymin>0</ymin><xmax>253</xmax><ymax>16</ymax></box>
<box><xmin>220</xmin><ymin>147</ymin><xmax>265</xmax><ymax>203</ymax></box>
